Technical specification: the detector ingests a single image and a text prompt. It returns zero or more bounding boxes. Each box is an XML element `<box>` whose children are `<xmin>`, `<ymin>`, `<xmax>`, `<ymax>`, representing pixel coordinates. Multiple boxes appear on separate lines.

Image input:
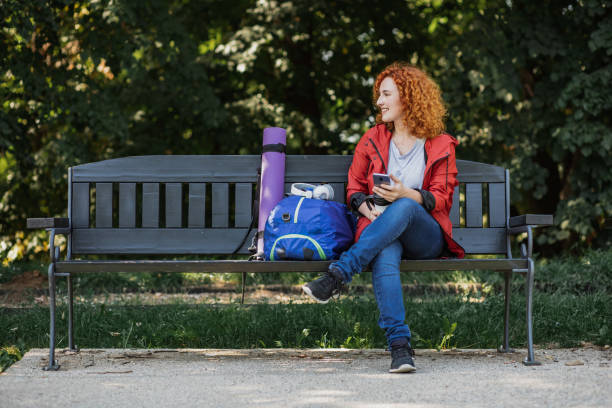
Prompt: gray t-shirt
<box><xmin>388</xmin><ymin>138</ymin><xmax>426</xmax><ymax>190</ymax></box>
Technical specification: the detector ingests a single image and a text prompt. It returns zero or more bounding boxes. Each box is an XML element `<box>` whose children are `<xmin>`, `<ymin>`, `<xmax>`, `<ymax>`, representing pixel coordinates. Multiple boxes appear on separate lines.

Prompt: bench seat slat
<box><xmin>55</xmin><ymin>258</ymin><xmax>528</xmax><ymax>274</ymax></box>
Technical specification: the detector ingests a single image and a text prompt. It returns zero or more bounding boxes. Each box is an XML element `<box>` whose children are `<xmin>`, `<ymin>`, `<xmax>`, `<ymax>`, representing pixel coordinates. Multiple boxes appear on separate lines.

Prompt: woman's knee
<box><xmin>390</xmin><ymin>197</ymin><xmax>420</xmax><ymax>215</ymax></box>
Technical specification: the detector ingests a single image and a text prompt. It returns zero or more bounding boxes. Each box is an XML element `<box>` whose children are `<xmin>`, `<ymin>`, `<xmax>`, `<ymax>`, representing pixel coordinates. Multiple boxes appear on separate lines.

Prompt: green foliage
<box><xmin>0</xmin><ymin>342</ymin><xmax>25</xmax><ymax>373</ymax></box>
<box><xmin>0</xmin><ymin>0</ymin><xmax>233</xmax><ymax>246</ymax></box>
<box><xmin>1</xmin><ymin>0</ymin><xmax>610</xmax><ymax>257</ymax></box>
<box><xmin>438</xmin><ymin>0</ymin><xmax>611</xmax><ymax>250</ymax></box>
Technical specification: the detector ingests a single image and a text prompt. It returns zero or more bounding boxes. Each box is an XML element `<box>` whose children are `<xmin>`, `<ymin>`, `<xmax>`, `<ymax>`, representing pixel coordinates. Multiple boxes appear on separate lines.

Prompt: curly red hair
<box><xmin>373</xmin><ymin>62</ymin><xmax>446</xmax><ymax>139</ymax></box>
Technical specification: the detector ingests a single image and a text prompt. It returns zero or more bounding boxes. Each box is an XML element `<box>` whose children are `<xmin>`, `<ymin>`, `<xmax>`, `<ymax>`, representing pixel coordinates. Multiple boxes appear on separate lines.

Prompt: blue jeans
<box><xmin>332</xmin><ymin>198</ymin><xmax>444</xmax><ymax>346</ymax></box>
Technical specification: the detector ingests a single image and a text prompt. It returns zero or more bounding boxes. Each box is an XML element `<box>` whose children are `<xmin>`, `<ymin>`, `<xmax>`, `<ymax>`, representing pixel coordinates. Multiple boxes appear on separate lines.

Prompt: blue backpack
<box><xmin>264</xmin><ymin>195</ymin><xmax>356</xmax><ymax>261</ymax></box>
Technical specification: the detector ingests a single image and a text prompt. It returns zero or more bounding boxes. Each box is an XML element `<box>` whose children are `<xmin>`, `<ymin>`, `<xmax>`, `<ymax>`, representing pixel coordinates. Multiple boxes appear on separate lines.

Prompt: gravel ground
<box><xmin>1</xmin><ymin>347</ymin><xmax>610</xmax><ymax>407</ymax></box>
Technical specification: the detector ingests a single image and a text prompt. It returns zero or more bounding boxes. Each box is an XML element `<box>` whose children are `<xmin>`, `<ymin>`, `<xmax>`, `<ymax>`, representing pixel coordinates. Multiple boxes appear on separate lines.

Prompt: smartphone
<box><xmin>373</xmin><ymin>173</ymin><xmax>391</xmax><ymax>186</ymax></box>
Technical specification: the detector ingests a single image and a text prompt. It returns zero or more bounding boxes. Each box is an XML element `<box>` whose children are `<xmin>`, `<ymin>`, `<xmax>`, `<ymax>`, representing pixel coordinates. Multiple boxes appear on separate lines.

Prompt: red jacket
<box><xmin>346</xmin><ymin>124</ymin><xmax>465</xmax><ymax>258</ymax></box>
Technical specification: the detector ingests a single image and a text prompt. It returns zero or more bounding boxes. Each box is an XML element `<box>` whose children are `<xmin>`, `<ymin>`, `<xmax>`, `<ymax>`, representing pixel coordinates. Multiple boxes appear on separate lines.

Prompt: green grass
<box><xmin>1</xmin><ymin>292</ymin><xmax>610</xmax><ymax>352</ymax></box>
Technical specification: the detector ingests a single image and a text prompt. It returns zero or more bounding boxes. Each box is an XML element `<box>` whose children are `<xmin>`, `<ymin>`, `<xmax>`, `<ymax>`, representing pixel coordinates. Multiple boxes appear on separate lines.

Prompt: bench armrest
<box><xmin>507</xmin><ymin>214</ymin><xmax>553</xmax><ymax>259</ymax></box>
<box><xmin>27</xmin><ymin>218</ymin><xmax>71</xmax><ymax>262</ymax></box>
<box><xmin>509</xmin><ymin>214</ymin><xmax>553</xmax><ymax>228</ymax></box>
<box><xmin>508</xmin><ymin>214</ymin><xmax>553</xmax><ymax>235</ymax></box>
<box><xmin>27</xmin><ymin>218</ymin><xmax>69</xmax><ymax>230</ymax></box>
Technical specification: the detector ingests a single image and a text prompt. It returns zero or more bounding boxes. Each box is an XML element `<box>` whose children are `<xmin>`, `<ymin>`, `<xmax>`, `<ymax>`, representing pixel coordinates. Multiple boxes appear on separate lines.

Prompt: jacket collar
<box><xmin>370</xmin><ymin>124</ymin><xmax>457</xmax><ymax>167</ymax></box>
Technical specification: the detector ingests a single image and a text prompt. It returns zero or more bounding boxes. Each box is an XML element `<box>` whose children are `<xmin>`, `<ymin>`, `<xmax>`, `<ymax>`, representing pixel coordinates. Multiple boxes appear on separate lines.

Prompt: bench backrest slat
<box><xmin>70</xmin><ymin>227</ymin><xmax>508</xmax><ymax>255</ymax></box>
<box><xmin>165</xmin><ymin>183</ymin><xmax>182</xmax><ymax>228</ymax></box>
<box><xmin>465</xmin><ymin>183</ymin><xmax>483</xmax><ymax>228</ymax></box>
<box><xmin>188</xmin><ymin>183</ymin><xmax>206</xmax><ymax>227</ymax></box>
<box><xmin>72</xmin><ymin>155</ymin><xmax>261</xmax><ymax>182</ymax></box>
<box><xmin>69</xmin><ymin>156</ymin><xmax>509</xmax><ymax>255</ymax></box>
<box><xmin>453</xmin><ymin>228</ymin><xmax>506</xmax><ymax>254</ymax></box>
<box><xmin>488</xmin><ymin>183</ymin><xmax>506</xmax><ymax>228</ymax></box>
<box><xmin>72</xmin><ymin>183</ymin><xmax>89</xmax><ymax>228</ymax></box>
<box><xmin>95</xmin><ymin>183</ymin><xmax>113</xmax><ymax>228</ymax></box>
<box><xmin>330</xmin><ymin>183</ymin><xmax>346</xmax><ymax>203</ymax></box>
<box><xmin>142</xmin><ymin>183</ymin><xmax>160</xmax><ymax>228</ymax></box>
<box><xmin>212</xmin><ymin>183</ymin><xmax>229</xmax><ymax>228</ymax></box>
<box><xmin>72</xmin><ymin>228</ymin><xmax>253</xmax><ymax>254</ymax></box>
<box><xmin>119</xmin><ymin>183</ymin><xmax>136</xmax><ymax>228</ymax></box>
<box><xmin>457</xmin><ymin>160</ymin><xmax>505</xmax><ymax>182</ymax></box>
<box><xmin>450</xmin><ymin>186</ymin><xmax>460</xmax><ymax>227</ymax></box>
<box><xmin>235</xmin><ymin>183</ymin><xmax>253</xmax><ymax>228</ymax></box>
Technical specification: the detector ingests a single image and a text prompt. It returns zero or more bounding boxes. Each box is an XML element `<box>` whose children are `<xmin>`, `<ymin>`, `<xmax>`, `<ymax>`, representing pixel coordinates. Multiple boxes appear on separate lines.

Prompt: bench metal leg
<box><xmin>67</xmin><ymin>274</ymin><xmax>78</xmax><ymax>351</ymax></box>
<box><xmin>43</xmin><ymin>263</ymin><xmax>60</xmax><ymax>371</ymax></box>
<box><xmin>523</xmin><ymin>259</ymin><xmax>540</xmax><ymax>366</ymax></box>
<box><xmin>498</xmin><ymin>271</ymin><xmax>514</xmax><ymax>353</ymax></box>
<box><xmin>241</xmin><ymin>272</ymin><xmax>247</xmax><ymax>305</ymax></box>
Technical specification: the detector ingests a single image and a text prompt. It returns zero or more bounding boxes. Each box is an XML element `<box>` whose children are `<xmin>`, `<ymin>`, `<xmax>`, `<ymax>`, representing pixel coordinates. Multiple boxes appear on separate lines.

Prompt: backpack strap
<box><xmin>232</xmin><ymin>166</ymin><xmax>262</xmax><ymax>258</ymax></box>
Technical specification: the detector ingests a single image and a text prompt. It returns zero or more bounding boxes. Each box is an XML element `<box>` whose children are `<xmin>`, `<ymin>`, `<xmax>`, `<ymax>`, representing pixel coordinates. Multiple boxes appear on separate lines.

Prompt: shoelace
<box><xmin>324</xmin><ymin>273</ymin><xmax>345</xmax><ymax>299</ymax></box>
<box><xmin>391</xmin><ymin>345</ymin><xmax>415</xmax><ymax>358</ymax></box>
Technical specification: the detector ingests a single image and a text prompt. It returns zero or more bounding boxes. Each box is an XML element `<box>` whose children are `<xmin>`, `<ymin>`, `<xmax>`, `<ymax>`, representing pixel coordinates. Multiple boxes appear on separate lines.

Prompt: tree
<box><xmin>0</xmin><ymin>0</ymin><xmax>238</xmax><ymax>256</ymax></box>
<box><xmin>437</xmin><ymin>0</ymin><xmax>611</xmax><ymax>249</ymax></box>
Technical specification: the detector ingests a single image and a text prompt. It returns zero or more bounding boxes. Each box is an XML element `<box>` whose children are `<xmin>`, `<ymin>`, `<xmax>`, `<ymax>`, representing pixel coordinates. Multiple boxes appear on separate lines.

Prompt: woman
<box><xmin>303</xmin><ymin>62</ymin><xmax>465</xmax><ymax>373</ymax></box>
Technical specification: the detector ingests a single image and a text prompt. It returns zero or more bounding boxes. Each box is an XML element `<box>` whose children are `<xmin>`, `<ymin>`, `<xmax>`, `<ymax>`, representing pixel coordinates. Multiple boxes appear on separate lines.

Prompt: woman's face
<box><xmin>376</xmin><ymin>77</ymin><xmax>403</xmax><ymax>124</ymax></box>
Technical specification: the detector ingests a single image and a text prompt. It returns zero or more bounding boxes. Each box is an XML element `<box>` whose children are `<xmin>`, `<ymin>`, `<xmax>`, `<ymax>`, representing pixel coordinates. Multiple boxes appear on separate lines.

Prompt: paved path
<box><xmin>1</xmin><ymin>348</ymin><xmax>610</xmax><ymax>407</ymax></box>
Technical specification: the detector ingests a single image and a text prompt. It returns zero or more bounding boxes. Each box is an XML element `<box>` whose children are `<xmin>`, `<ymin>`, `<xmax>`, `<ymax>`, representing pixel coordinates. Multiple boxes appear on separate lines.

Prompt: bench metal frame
<box><xmin>27</xmin><ymin>155</ymin><xmax>552</xmax><ymax>370</ymax></box>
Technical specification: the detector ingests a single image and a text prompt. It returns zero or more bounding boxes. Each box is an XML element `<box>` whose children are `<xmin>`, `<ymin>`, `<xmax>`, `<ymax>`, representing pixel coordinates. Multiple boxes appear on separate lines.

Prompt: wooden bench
<box><xmin>27</xmin><ymin>155</ymin><xmax>552</xmax><ymax>370</ymax></box>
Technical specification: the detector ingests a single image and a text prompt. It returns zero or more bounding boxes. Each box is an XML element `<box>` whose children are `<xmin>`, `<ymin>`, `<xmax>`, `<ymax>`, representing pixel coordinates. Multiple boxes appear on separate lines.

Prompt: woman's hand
<box><xmin>373</xmin><ymin>174</ymin><xmax>423</xmax><ymax>204</ymax></box>
<box><xmin>358</xmin><ymin>201</ymin><xmax>381</xmax><ymax>221</ymax></box>
<box><xmin>372</xmin><ymin>174</ymin><xmax>407</xmax><ymax>202</ymax></box>
<box><xmin>366</xmin><ymin>208</ymin><xmax>381</xmax><ymax>221</ymax></box>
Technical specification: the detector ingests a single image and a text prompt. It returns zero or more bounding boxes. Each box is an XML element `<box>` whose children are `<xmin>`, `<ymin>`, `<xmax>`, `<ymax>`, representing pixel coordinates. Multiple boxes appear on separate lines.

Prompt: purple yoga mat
<box><xmin>257</xmin><ymin>127</ymin><xmax>287</xmax><ymax>256</ymax></box>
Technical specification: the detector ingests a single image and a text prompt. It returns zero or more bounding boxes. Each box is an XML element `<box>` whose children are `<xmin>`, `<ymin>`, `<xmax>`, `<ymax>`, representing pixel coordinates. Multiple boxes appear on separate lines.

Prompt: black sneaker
<box><xmin>302</xmin><ymin>267</ymin><xmax>345</xmax><ymax>304</ymax></box>
<box><xmin>389</xmin><ymin>339</ymin><xmax>416</xmax><ymax>373</ymax></box>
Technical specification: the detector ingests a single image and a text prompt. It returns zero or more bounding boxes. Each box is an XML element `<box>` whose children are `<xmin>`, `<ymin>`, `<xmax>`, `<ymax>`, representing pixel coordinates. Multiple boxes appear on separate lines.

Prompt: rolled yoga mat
<box><xmin>257</xmin><ymin>127</ymin><xmax>287</xmax><ymax>257</ymax></box>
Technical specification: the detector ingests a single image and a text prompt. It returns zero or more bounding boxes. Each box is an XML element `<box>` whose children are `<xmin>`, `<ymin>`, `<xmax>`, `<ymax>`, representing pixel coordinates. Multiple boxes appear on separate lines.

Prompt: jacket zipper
<box><xmin>424</xmin><ymin>153</ymin><xmax>450</xmax><ymax>190</ymax></box>
<box><xmin>368</xmin><ymin>138</ymin><xmax>387</xmax><ymax>173</ymax></box>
